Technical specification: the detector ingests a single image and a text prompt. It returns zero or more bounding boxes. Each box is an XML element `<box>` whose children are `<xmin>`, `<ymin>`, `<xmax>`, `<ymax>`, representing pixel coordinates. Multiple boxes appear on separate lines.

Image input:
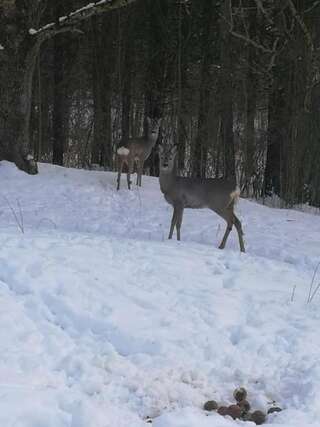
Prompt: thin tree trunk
<box><xmin>191</xmin><ymin>0</ymin><xmax>217</xmax><ymax>178</ymax></box>
<box><xmin>52</xmin><ymin>2</ymin><xmax>66</xmax><ymax>166</ymax></box>
<box><xmin>244</xmin><ymin>2</ymin><xmax>257</xmax><ymax>195</ymax></box>
<box><xmin>220</xmin><ymin>0</ymin><xmax>235</xmax><ymax>179</ymax></box>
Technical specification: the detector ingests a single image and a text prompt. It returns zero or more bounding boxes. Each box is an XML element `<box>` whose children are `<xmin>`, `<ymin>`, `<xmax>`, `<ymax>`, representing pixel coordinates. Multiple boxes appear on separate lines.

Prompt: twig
<box><xmin>17</xmin><ymin>199</ymin><xmax>24</xmax><ymax>234</ymax></box>
<box><xmin>307</xmin><ymin>260</ymin><xmax>320</xmax><ymax>303</ymax></box>
<box><xmin>229</xmin><ymin>30</ymin><xmax>273</xmax><ymax>54</ymax></box>
<box><xmin>309</xmin><ymin>282</ymin><xmax>320</xmax><ymax>303</ymax></box>
<box><xmin>3</xmin><ymin>196</ymin><xmax>25</xmax><ymax>233</ymax></box>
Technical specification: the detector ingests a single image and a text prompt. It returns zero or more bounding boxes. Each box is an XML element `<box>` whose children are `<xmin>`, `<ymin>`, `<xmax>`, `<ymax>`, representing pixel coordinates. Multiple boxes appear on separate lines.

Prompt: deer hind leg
<box><xmin>218</xmin><ymin>208</ymin><xmax>233</xmax><ymax>249</ymax></box>
<box><xmin>127</xmin><ymin>158</ymin><xmax>134</xmax><ymax>190</ymax></box>
<box><xmin>219</xmin><ymin>222</ymin><xmax>233</xmax><ymax>250</ymax></box>
<box><xmin>135</xmin><ymin>160</ymin><xmax>140</xmax><ymax>185</ymax></box>
<box><xmin>233</xmin><ymin>214</ymin><xmax>245</xmax><ymax>253</ymax></box>
<box><xmin>138</xmin><ymin>164</ymin><xmax>143</xmax><ymax>186</ymax></box>
<box><xmin>136</xmin><ymin>161</ymin><xmax>143</xmax><ymax>187</ymax></box>
<box><xmin>218</xmin><ymin>209</ymin><xmax>245</xmax><ymax>252</ymax></box>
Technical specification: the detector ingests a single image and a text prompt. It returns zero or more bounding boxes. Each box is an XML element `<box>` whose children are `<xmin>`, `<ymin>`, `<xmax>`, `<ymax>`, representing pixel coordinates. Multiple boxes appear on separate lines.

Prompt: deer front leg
<box><xmin>127</xmin><ymin>158</ymin><xmax>134</xmax><ymax>190</ymax></box>
<box><xmin>138</xmin><ymin>164</ymin><xmax>143</xmax><ymax>186</ymax></box>
<box><xmin>176</xmin><ymin>206</ymin><xmax>184</xmax><ymax>241</ymax></box>
<box><xmin>135</xmin><ymin>161</ymin><xmax>140</xmax><ymax>185</ymax></box>
<box><xmin>117</xmin><ymin>159</ymin><xmax>122</xmax><ymax>190</ymax></box>
<box><xmin>168</xmin><ymin>207</ymin><xmax>177</xmax><ymax>239</ymax></box>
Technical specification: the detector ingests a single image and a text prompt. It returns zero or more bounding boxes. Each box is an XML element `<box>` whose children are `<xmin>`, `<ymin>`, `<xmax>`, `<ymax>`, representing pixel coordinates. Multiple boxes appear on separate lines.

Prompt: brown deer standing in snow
<box><xmin>116</xmin><ymin>118</ymin><xmax>161</xmax><ymax>190</ymax></box>
<box><xmin>159</xmin><ymin>145</ymin><xmax>245</xmax><ymax>252</ymax></box>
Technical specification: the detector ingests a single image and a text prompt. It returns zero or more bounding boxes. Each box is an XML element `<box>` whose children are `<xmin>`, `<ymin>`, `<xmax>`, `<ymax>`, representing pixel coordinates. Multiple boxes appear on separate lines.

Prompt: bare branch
<box><xmin>287</xmin><ymin>0</ymin><xmax>314</xmax><ymax>51</ymax></box>
<box><xmin>220</xmin><ymin>6</ymin><xmax>274</xmax><ymax>55</ymax></box>
<box><xmin>253</xmin><ymin>0</ymin><xmax>273</xmax><ymax>26</ymax></box>
<box><xmin>267</xmin><ymin>37</ymin><xmax>280</xmax><ymax>71</ymax></box>
<box><xmin>229</xmin><ymin>30</ymin><xmax>273</xmax><ymax>54</ymax></box>
<box><xmin>304</xmin><ymin>0</ymin><xmax>320</xmax><ymax>14</ymax></box>
<box><xmin>37</xmin><ymin>27</ymin><xmax>83</xmax><ymax>45</ymax></box>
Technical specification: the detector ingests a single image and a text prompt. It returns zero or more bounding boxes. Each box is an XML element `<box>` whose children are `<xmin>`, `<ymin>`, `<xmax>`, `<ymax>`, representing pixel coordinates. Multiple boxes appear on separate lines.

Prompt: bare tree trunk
<box><xmin>244</xmin><ymin>2</ymin><xmax>257</xmax><ymax>195</ymax></box>
<box><xmin>0</xmin><ymin>35</ymin><xmax>40</xmax><ymax>173</ymax></box>
<box><xmin>52</xmin><ymin>6</ymin><xmax>66</xmax><ymax>166</ymax></box>
<box><xmin>145</xmin><ymin>0</ymin><xmax>168</xmax><ymax>177</ymax></box>
<box><xmin>91</xmin><ymin>15</ymin><xmax>114</xmax><ymax>168</ymax></box>
<box><xmin>0</xmin><ymin>0</ymin><xmax>139</xmax><ymax>174</ymax></box>
<box><xmin>192</xmin><ymin>0</ymin><xmax>215</xmax><ymax>178</ymax></box>
<box><xmin>220</xmin><ymin>0</ymin><xmax>235</xmax><ymax>179</ymax></box>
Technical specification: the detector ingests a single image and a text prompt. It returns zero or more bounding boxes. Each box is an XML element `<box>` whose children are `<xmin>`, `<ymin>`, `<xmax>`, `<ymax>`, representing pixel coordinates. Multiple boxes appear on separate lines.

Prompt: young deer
<box><xmin>116</xmin><ymin>118</ymin><xmax>161</xmax><ymax>190</ymax></box>
<box><xmin>159</xmin><ymin>145</ymin><xmax>245</xmax><ymax>252</ymax></box>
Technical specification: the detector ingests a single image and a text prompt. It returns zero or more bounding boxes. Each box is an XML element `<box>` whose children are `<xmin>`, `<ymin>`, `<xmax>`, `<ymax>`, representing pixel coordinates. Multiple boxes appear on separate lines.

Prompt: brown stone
<box><xmin>217</xmin><ymin>406</ymin><xmax>229</xmax><ymax>416</ymax></box>
<box><xmin>251</xmin><ymin>410</ymin><xmax>266</xmax><ymax>425</ymax></box>
<box><xmin>233</xmin><ymin>387</ymin><xmax>247</xmax><ymax>402</ymax></box>
<box><xmin>203</xmin><ymin>400</ymin><xmax>218</xmax><ymax>411</ymax></box>
<box><xmin>227</xmin><ymin>404</ymin><xmax>242</xmax><ymax>419</ymax></box>
<box><xmin>237</xmin><ymin>399</ymin><xmax>251</xmax><ymax>413</ymax></box>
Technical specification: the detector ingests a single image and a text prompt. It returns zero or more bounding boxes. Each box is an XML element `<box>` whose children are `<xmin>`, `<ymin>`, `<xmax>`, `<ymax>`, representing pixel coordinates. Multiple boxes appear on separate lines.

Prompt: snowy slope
<box><xmin>0</xmin><ymin>161</ymin><xmax>319</xmax><ymax>427</ymax></box>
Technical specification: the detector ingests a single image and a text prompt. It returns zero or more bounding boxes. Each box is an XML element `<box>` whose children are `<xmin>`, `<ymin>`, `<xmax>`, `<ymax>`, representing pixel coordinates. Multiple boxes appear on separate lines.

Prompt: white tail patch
<box><xmin>229</xmin><ymin>187</ymin><xmax>241</xmax><ymax>205</ymax></box>
<box><xmin>117</xmin><ymin>146</ymin><xmax>130</xmax><ymax>156</ymax></box>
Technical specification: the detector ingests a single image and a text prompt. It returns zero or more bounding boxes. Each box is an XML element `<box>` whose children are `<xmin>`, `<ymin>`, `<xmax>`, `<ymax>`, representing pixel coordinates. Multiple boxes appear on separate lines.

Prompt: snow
<box><xmin>0</xmin><ymin>160</ymin><xmax>319</xmax><ymax>427</ymax></box>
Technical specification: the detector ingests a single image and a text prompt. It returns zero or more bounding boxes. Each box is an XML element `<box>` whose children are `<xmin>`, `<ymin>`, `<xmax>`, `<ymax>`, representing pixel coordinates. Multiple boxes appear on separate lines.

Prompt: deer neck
<box><xmin>146</xmin><ymin>131</ymin><xmax>158</xmax><ymax>149</ymax></box>
<box><xmin>159</xmin><ymin>162</ymin><xmax>177</xmax><ymax>194</ymax></box>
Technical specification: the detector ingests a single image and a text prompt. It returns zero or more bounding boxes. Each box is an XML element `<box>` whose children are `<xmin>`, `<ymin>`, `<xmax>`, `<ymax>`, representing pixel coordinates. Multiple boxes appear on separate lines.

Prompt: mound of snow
<box><xmin>0</xmin><ymin>161</ymin><xmax>319</xmax><ymax>426</ymax></box>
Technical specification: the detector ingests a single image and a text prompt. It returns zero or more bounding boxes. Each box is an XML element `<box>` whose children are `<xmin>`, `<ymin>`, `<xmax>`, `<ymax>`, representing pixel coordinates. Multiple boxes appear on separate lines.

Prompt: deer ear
<box><xmin>158</xmin><ymin>144</ymin><xmax>164</xmax><ymax>154</ymax></box>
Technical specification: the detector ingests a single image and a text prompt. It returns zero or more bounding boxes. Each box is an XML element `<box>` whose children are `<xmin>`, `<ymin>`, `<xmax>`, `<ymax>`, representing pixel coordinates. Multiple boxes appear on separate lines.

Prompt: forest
<box><xmin>1</xmin><ymin>3</ymin><xmax>320</xmax><ymax>426</ymax></box>
<box><xmin>1</xmin><ymin>0</ymin><xmax>320</xmax><ymax>206</ymax></box>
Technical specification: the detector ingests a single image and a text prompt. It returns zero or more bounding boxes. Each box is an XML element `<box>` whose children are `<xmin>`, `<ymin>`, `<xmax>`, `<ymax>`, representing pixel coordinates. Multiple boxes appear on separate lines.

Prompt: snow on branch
<box><xmin>29</xmin><ymin>0</ymin><xmax>137</xmax><ymax>36</ymax></box>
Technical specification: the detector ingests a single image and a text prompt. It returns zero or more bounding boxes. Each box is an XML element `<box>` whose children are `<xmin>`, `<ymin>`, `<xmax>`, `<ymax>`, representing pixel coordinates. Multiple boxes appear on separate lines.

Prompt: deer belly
<box><xmin>187</xmin><ymin>201</ymin><xmax>206</xmax><ymax>209</ymax></box>
<box><xmin>183</xmin><ymin>193</ymin><xmax>206</xmax><ymax>209</ymax></box>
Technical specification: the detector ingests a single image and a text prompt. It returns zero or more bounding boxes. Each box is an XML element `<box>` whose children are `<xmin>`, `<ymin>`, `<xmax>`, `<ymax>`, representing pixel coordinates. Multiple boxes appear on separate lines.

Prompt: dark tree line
<box><xmin>1</xmin><ymin>0</ymin><xmax>320</xmax><ymax>207</ymax></box>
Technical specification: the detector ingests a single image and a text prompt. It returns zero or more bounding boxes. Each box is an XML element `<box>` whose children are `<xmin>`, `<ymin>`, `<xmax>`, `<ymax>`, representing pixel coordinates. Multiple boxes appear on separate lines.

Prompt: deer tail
<box><xmin>117</xmin><ymin>146</ymin><xmax>130</xmax><ymax>156</ymax></box>
<box><xmin>228</xmin><ymin>186</ymin><xmax>241</xmax><ymax>207</ymax></box>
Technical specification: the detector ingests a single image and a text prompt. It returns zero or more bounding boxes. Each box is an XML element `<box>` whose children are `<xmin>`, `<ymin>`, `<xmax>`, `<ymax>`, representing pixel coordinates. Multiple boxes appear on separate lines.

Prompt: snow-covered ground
<box><xmin>0</xmin><ymin>161</ymin><xmax>319</xmax><ymax>427</ymax></box>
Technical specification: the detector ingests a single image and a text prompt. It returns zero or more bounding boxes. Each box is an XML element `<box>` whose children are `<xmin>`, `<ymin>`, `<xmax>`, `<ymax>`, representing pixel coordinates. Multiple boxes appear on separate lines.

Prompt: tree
<box><xmin>0</xmin><ymin>0</ymin><xmax>138</xmax><ymax>174</ymax></box>
<box><xmin>219</xmin><ymin>0</ymin><xmax>235</xmax><ymax>179</ymax></box>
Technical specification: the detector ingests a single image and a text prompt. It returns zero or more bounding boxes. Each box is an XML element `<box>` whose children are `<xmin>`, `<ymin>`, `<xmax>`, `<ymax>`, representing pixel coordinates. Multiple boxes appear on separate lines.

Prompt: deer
<box><xmin>116</xmin><ymin>117</ymin><xmax>161</xmax><ymax>190</ymax></box>
<box><xmin>158</xmin><ymin>144</ymin><xmax>245</xmax><ymax>252</ymax></box>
